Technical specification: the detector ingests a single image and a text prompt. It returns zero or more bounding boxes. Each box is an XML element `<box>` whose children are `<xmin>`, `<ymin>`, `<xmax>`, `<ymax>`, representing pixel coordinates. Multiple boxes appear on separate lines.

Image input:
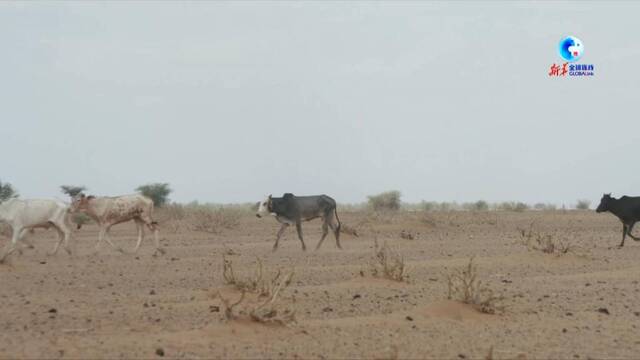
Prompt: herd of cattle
<box><xmin>1</xmin><ymin>192</ymin><xmax>639</xmax><ymax>263</ymax></box>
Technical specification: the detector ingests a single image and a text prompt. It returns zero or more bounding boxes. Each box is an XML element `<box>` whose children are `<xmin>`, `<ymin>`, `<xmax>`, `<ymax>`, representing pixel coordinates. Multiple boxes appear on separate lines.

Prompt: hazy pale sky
<box><xmin>2</xmin><ymin>1</ymin><xmax>639</xmax><ymax>205</ymax></box>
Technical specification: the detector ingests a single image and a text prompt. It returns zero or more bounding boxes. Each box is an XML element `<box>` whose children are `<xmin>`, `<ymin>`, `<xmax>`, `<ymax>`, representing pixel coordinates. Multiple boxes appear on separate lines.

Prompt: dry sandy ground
<box><xmin>1</xmin><ymin>210</ymin><xmax>640</xmax><ymax>359</ymax></box>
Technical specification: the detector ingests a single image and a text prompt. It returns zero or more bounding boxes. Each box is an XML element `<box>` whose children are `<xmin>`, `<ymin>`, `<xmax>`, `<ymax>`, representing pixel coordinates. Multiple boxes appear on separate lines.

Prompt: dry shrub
<box><xmin>222</xmin><ymin>255</ymin><xmax>294</xmax><ymax>298</ymax></box>
<box><xmin>446</xmin><ymin>257</ymin><xmax>504</xmax><ymax>314</ymax></box>
<box><xmin>156</xmin><ymin>204</ymin><xmax>245</xmax><ymax>234</ymax></box>
<box><xmin>518</xmin><ymin>223</ymin><xmax>578</xmax><ymax>256</ymax></box>
<box><xmin>420</xmin><ymin>214</ymin><xmax>438</xmax><ymax>227</ymax></box>
<box><xmin>216</xmin><ymin>262</ymin><xmax>295</xmax><ymax>325</ymax></box>
<box><xmin>340</xmin><ymin>224</ymin><xmax>359</xmax><ymax>237</ymax></box>
<box><xmin>399</xmin><ymin>230</ymin><xmax>415</xmax><ymax>240</ymax></box>
<box><xmin>248</xmin><ymin>274</ymin><xmax>296</xmax><ymax>325</ymax></box>
<box><xmin>368</xmin><ymin>239</ymin><xmax>409</xmax><ymax>282</ymax></box>
<box><xmin>189</xmin><ymin>206</ymin><xmax>242</xmax><ymax>233</ymax></box>
<box><xmin>156</xmin><ymin>203</ymin><xmax>186</xmax><ymax>233</ymax></box>
<box><xmin>217</xmin><ymin>290</ymin><xmax>246</xmax><ymax>320</ymax></box>
<box><xmin>367</xmin><ymin>190</ymin><xmax>401</xmax><ymax>211</ymax></box>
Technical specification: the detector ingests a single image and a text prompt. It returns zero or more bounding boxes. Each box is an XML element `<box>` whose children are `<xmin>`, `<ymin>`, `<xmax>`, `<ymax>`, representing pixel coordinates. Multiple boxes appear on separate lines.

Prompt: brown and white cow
<box><xmin>70</xmin><ymin>193</ymin><xmax>164</xmax><ymax>255</ymax></box>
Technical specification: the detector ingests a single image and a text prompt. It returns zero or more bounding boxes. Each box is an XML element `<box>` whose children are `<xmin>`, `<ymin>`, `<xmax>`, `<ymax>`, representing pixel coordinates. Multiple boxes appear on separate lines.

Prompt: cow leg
<box><xmin>96</xmin><ymin>226</ymin><xmax>123</xmax><ymax>253</ymax></box>
<box><xmin>626</xmin><ymin>222</ymin><xmax>640</xmax><ymax>241</ymax></box>
<box><xmin>315</xmin><ymin>220</ymin><xmax>329</xmax><ymax>251</ymax></box>
<box><xmin>94</xmin><ymin>227</ymin><xmax>106</xmax><ymax>253</ymax></box>
<box><xmin>132</xmin><ymin>219</ymin><xmax>145</xmax><ymax>254</ymax></box>
<box><xmin>0</xmin><ymin>226</ymin><xmax>21</xmax><ymax>263</ymax></box>
<box><xmin>57</xmin><ymin>221</ymin><xmax>73</xmax><ymax>255</ymax></box>
<box><xmin>619</xmin><ymin>223</ymin><xmax>627</xmax><ymax>248</ymax></box>
<box><xmin>18</xmin><ymin>229</ymin><xmax>35</xmax><ymax>249</ymax></box>
<box><xmin>329</xmin><ymin>215</ymin><xmax>342</xmax><ymax>250</ymax></box>
<box><xmin>273</xmin><ymin>223</ymin><xmax>289</xmax><ymax>251</ymax></box>
<box><xmin>49</xmin><ymin>226</ymin><xmax>64</xmax><ymax>256</ymax></box>
<box><xmin>295</xmin><ymin>221</ymin><xmax>307</xmax><ymax>251</ymax></box>
<box><xmin>139</xmin><ymin>214</ymin><xmax>163</xmax><ymax>256</ymax></box>
<box><xmin>104</xmin><ymin>226</ymin><xmax>124</xmax><ymax>253</ymax></box>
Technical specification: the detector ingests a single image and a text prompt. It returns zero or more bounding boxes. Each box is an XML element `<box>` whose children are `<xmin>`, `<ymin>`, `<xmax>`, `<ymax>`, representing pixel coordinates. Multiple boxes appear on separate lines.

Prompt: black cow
<box><xmin>596</xmin><ymin>193</ymin><xmax>640</xmax><ymax>248</ymax></box>
<box><xmin>256</xmin><ymin>193</ymin><xmax>341</xmax><ymax>251</ymax></box>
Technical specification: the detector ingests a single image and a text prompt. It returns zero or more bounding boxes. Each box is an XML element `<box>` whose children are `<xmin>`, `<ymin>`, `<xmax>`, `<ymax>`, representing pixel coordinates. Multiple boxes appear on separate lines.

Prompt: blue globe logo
<box><xmin>558</xmin><ymin>36</ymin><xmax>584</xmax><ymax>62</ymax></box>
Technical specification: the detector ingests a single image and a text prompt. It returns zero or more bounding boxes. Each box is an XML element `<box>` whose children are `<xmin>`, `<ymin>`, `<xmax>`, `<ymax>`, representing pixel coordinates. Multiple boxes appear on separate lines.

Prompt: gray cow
<box><xmin>256</xmin><ymin>193</ymin><xmax>341</xmax><ymax>251</ymax></box>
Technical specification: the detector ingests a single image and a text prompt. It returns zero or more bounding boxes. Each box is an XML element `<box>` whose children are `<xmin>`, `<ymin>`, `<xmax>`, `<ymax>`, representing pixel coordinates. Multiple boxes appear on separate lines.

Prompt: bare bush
<box><xmin>367</xmin><ymin>191</ymin><xmax>401</xmax><ymax>212</ymax></box>
<box><xmin>155</xmin><ymin>203</ymin><xmax>187</xmax><ymax>233</ymax></box>
<box><xmin>340</xmin><ymin>224</ymin><xmax>359</xmax><ymax>237</ymax></box>
<box><xmin>368</xmin><ymin>239</ymin><xmax>409</xmax><ymax>282</ymax></box>
<box><xmin>216</xmin><ymin>290</ymin><xmax>246</xmax><ymax>320</ymax></box>
<box><xmin>446</xmin><ymin>258</ymin><xmax>504</xmax><ymax>314</ymax></box>
<box><xmin>216</xmin><ymin>260</ymin><xmax>295</xmax><ymax>325</ymax></box>
<box><xmin>399</xmin><ymin>229</ymin><xmax>416</xmax><ymax>240</ymax></box>
<box><xmin>189</xmin><ymin>206</ymin><xmax>242</xmax><ymax>234</ymax></box>
<box><xmin>248</xmin><ymin>273</ymin><xmax>296</xmax><ymax>325</ymax></box>
<box><xmin>518</xmin><ymin>223</ymin><xmax>577</xmax><ymax>256</ymax></box>
<box><xmin>222</xmin><ymin>255</ymin><xmax>294</xmax><ymax>298</ymax></box>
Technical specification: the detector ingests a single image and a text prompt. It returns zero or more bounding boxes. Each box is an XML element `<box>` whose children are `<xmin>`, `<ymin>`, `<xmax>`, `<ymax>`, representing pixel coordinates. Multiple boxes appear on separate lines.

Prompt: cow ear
<box><xmin>283</xmin><ymin>193</ymin><xmax>294</xmax><ymax>199</ymax></box>
<box><xmin>80</xmin><ymin>193</ymin><xmax>85</xmax><ymax>199</ymax></box>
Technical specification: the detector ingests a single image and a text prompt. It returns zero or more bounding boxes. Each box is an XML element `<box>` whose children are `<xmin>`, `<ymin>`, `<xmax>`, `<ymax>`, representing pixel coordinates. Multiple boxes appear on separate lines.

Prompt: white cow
<box><xmin>70</xmin><ymin>193</ymin><xmax>164</xmax><ymax>255</ymax></box>
<box><xmin>0</xmin><ymin>199</ymin><xmax>73</xmax><ymax>263</ymax></box>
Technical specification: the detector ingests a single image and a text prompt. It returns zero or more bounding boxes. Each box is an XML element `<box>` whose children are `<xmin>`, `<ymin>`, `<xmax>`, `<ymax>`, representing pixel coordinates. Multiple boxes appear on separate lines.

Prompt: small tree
<box><xmin>136</xmin><ymin>183</ymin><xmax>172</xmax><ymax>207</ymax></box>
<box><xmin>0</xmin><ymin>180</ymin><xmax>18</xmax><ymax>202</ymax></box>
<box><xmin>575</xmin><ymin>199</ymin><xmax>591</xmax><ymax>210</ymax></box>
<box><xmin>60</xmin><ymin>185</ymin><xmax>87</xmax><ymax>198</ymax></box>
<box><xmin>367</xmin><ymin>190</ymin><xmax>401</xmax><ymax>211</ymax></box>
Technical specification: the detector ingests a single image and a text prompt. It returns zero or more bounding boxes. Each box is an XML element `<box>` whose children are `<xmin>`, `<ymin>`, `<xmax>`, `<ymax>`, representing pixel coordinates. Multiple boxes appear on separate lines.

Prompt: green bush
<box><xmin>367</xmin><ymin>191</ymin><xmax>401</xmax><ymax>211</ymax></box>
<box><xmin>463</xmin><ymin>200</ymin><xmax>489</xmax><ymax>211</ymax></box>
<box><xmin>575</xmin><ymin>199</ymin><xmax>591</xmax><ymax>210</ymax></box>
<box><xmin>497</xmin><ymin>201</ymin><xmax>529</xmax><ymax>212</ymax></box>
<box><xmin>136</xmin><ymin>183</ymin><xmax>172</xmax><ymax>207</ymax></box>
<box><xmin>533</xmin><ymin>203</ymin><xmax>557</xmax><ymax>211</ymax></box>
<box><xmin>60</xmin><ymin>185</ymin><xmax>87</xmax><ymax>198</ymax></box>
<box><xmin>0</xmin><ymin>180</ymin><xmax>18</xmax><ymax>202</ymax></box>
